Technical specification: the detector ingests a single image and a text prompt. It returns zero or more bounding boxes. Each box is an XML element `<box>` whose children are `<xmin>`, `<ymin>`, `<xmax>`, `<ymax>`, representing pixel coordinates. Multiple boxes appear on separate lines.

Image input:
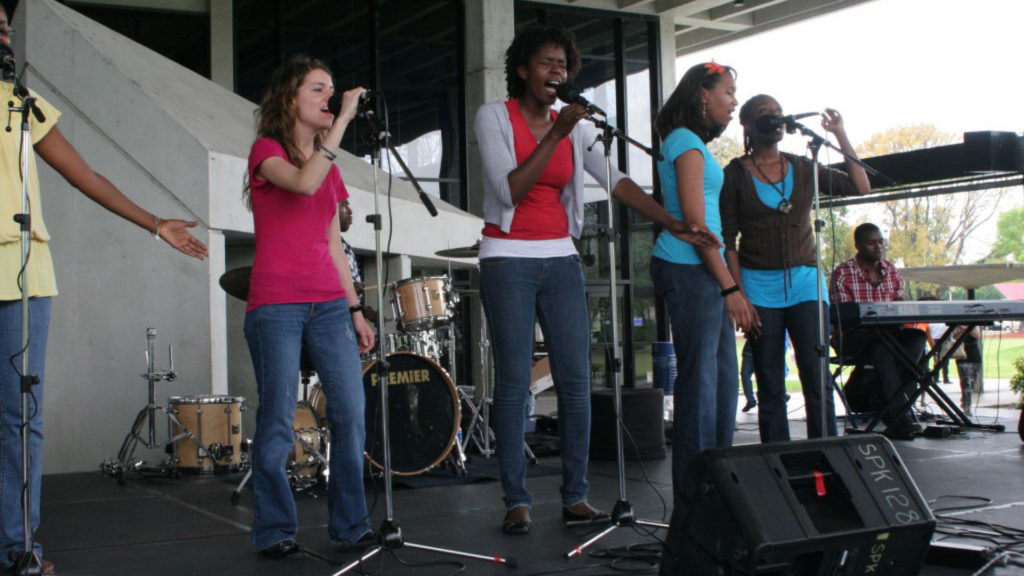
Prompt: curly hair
<box><xmin>504</xmin><ymin>23</ymin><xmax>581</xmax><ymax>100</ymax></box>
<box><xmin>243</xmin><ymin>54</ymin><xmax>332</xmax><ymax>209</ymax></box>
<box><xmin>738</xmin><ymin>94</ymin><xmax>775</xmax><ymax>156</ymax></box>
<box><xmin>655</xmin><ymin>62</ymin><xmax>736</xmax><ymax>143</ymax></box>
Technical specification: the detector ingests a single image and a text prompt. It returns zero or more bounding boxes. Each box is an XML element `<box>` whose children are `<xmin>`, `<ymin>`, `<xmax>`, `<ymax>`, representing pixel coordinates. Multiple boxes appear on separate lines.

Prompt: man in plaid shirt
<box><xmin>831</xmin><ymin>223</ymin><xmax>927</xmax><ymax>440</ymax></box>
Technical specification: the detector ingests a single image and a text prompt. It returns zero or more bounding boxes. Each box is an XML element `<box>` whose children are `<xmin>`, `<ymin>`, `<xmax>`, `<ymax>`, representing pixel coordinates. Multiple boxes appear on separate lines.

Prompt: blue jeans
<box><xmin>752</xmin><ymin>301</ymin><xmax>837</xmax><ymax>442</ymax></box>
<box><xmin>244</xmin><ymin>298</ymin><xmax>370</xmax><ymax>551</ymax></box>
<box><xmin>650</xmin><ymin>258</ymin><xmax>737</xmax><ymax>500</ymax></box>
<box><xmin>0</xmin><ymin>298</ymin><xmax>51</xmax><ymax>567</ymax></box>
<box><xmin>740</xmin><ymin>340</ymin><xmax>755</xmax><ymax>404</ymax></box>
<box><xmin>480</xmin><ymin>255</ymin><xmax>591</xmax><ymax>510</ymax></box>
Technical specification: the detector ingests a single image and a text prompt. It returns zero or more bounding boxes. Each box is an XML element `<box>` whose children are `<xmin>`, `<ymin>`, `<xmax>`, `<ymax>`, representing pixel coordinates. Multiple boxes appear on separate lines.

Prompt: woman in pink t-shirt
<box><xmin>243</xmin><ymin>55</ymin><xmax>374</xmax><ymax>558</ymax></box>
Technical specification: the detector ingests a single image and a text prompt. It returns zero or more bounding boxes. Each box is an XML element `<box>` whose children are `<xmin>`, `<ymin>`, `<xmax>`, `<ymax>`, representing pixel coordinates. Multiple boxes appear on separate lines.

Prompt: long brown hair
<box><xmin>243</xmin><ymin>54</ymin><xmax>332</xmax><ymax>209</ymax></box>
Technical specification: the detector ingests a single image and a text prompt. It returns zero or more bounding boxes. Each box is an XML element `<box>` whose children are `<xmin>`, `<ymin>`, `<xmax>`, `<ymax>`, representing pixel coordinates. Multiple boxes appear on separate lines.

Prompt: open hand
<box><xmin>159</xmin><ymin>219</ymin><xmax>208</xmax><ymax>260</ymax></box>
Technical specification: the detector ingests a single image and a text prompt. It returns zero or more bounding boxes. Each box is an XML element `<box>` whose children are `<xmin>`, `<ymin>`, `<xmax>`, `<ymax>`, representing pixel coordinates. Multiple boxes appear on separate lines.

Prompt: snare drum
<box><xmin>390</xmin><ymin>276</ymin><xmax>457</xmax><ymax>332</ymax></box>
<box><xmin>363</xmin><ymin>352</ymin><xmax>460</xmax><ymax>475</ymax></box>
<box><xmin>289</xmin><ymin>403</ymin><xmax>323</xmax><ymax>480</ymax></box>
<box><xmin>168</xmin><ymin>395</ymin><xmax>245</xmax><ymax>474</ymax></box>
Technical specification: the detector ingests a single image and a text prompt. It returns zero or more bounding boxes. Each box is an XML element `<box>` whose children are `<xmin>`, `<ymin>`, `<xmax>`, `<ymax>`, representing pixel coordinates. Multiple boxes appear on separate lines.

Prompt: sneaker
<box><xmin>741</xmin><ymin>400</ymin><xmax>757</xmax><ymax>413</ymax></box>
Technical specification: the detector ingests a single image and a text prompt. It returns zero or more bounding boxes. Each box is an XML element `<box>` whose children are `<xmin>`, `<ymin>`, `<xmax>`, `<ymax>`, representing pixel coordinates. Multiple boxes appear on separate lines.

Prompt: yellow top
<box><xmin>0</xmin><ymin>81</ymin><xmax>61</xmax><ymax>300</ymax></box>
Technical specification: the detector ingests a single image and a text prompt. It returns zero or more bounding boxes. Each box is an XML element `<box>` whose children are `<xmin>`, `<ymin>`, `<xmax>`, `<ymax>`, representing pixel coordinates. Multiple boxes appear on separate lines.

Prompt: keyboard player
<box><xmin>830</xmin><ymin>223</ymin><xmax>928</xmax><ymax>440</ymax></box>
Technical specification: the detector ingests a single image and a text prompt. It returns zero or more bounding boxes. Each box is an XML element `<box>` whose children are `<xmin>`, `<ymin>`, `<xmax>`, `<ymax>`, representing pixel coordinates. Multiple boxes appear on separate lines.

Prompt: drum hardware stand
<box><xmin>8</xmin><ymin>62</ymin><xmax>49</xmax><ymax>576</ymax></box>
<box><xmin>565</xmin><ymin>116</ymin><xmax>670</xmax><ymax>559</ymax></box>
<box><xmin>231</xmin><ymin>365</ymin><xmax>329</xmax><ymax>502</ymax></box>
<box><xmin>101</xmin><ymin>328</ymin><xmax>185</xmax><ymax>485</ymax></box>
<box><xmin>334</xmin><ymin>95</ymin><xmax>514</xmax><ymax>574</ymax></box>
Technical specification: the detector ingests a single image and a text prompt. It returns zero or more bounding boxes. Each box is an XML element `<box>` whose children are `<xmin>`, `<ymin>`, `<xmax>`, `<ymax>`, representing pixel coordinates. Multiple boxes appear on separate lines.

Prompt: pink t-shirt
<box><xmin>246</xmin><ymin>137</ymin><xmax>348</xmax><ymax>312</ymax></box>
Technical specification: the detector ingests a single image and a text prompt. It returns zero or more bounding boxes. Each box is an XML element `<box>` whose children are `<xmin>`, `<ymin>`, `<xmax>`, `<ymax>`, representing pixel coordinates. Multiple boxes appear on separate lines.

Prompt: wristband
<box><xmin>720</xmin><ymin>285</ymin><xmax>740</xmax><ymax>297</ymax></box>
<box><xmin>319</xmin><ymin>145</ymin><xmax>338</xmax><ymax>161</ymax></box>
<box><xmin>153</xmin><ymin>216</ymin><xmax>162</xmax><ymax>241</ymax></box>
<box><xmin>349</xmin><ymin>305</ymin><xmax>364</xmax><ymax>315</ymax></box>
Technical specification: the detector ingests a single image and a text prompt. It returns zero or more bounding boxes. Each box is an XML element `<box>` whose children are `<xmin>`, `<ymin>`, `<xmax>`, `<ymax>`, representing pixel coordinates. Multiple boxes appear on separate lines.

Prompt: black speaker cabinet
<box><xmin>662</xmin><ymin>436</ymin><xmax>935</xmax><ymax>576</ymax></box>
<box><xmin>590</xmin><ymin>388</ymin><xmax>666</xmax><ymax>461</ymax></box>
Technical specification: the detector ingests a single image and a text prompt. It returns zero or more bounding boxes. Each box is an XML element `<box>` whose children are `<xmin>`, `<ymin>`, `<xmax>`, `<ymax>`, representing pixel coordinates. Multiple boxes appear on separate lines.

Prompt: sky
<box><xmin>681</xmin><ymin>0</ymin><xmax>1024</xmax><ymax>259</ymax></box>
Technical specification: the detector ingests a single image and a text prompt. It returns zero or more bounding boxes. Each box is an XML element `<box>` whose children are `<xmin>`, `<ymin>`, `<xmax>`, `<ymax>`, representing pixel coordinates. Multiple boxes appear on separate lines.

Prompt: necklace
<box><xmin>751</xmin><ymin>153</ymin><xmax>792</xmax><ymax>215</ymax></box>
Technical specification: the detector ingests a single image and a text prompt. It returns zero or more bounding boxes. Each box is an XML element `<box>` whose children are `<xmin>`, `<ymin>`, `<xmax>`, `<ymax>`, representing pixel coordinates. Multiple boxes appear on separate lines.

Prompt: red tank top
<box><xmin>482</xmin><ymin>100</ymin><xmax>573</xmax><ymax>240</ymax></box>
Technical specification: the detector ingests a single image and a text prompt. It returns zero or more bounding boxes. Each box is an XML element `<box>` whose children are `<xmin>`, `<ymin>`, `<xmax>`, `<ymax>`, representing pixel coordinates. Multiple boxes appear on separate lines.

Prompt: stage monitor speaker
<box><xmin>661</xmin><ymin>436</ymin><xmax>935</xmax><ymax>576</ymax></box>
<box><xmin>590</xmin><ymin>388</ymin><xmax>666</xmax><ymax>461</ymax></box>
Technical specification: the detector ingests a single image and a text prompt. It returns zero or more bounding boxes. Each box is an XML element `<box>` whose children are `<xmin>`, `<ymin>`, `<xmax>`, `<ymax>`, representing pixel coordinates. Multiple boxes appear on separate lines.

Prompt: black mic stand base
<box><xmin>11</xmin><ymin>550</ymin><xmax>43</xmax><ymax>576</ymax></box>
<box><xmin>564</xmin><ymin>499</ymin><xmax>669</xmax><ymax>558</ymax></box>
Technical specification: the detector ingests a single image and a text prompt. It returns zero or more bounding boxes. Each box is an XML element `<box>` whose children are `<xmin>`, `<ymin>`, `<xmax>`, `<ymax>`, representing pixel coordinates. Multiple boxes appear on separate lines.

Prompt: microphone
<box><xmin>0</xmin><ymin>44</ymin><xmax>16</xmax><ymax>81</ymax></box>
<box><xmin>755</xmin><ymin>112</ymin><xmax>820</xmax><ymax>134</ymax></box>
<box><xmin>327</xmin><ymin>89</ymin><xmax>375</xmax><ymax>117</ymax></box>
<box><xmin>555</xmin><ymin>82</ymin><xmax>607</xmax><ymax>116</ymax></box>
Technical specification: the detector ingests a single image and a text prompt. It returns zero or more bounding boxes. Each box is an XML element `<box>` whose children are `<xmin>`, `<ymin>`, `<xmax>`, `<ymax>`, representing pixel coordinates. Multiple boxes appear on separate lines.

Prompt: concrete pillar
<box><xmin>463</xmin><ymin>0</ymin><xmax>514</xmax><ymax>396</ymax></box>
<box><xmin>658</xmin><ymin>15</ymin><xmax>678</xmax><ymax>101</ymax></box>
<box><xmin>210</xmin><ymin>0</ymin><xmax>233</xmax><ymax>90</ymax></box>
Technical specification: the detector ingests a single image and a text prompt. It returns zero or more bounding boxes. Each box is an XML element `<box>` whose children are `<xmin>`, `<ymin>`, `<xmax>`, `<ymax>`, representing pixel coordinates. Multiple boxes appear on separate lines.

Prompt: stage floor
<box><xmin>35</xmin><ymin>398</ymin><xmax>1024</xmax><ymax>576</ymax></box>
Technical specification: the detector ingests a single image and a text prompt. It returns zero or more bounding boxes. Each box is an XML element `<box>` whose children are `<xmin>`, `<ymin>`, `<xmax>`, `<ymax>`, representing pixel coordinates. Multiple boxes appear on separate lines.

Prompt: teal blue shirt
<box><xmin>652</xmin><ymin>128</ymin><xmax>723</xmax><ymax>264</ymax></box>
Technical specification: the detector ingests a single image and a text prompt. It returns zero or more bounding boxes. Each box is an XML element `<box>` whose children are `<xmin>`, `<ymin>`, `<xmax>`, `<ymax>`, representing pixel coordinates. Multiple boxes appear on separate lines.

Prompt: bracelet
<box><xmin>720</xmin><ymin>285</ymin><xmax>740</xmax><ymax>297</ymax></box>
<box><xmin>153</xmin><ymin>216</ymin><xmax>162</xmax><ymax>241</ymax></box>
<box><xmin>319</xmin><ymin>145</ymin><xmax>338</xmax><ymax>161</ymax></box>
<box><xmin>349</xmin><ymin>304</ymin><xmax>364</xmax><ymax>315</ymax></box>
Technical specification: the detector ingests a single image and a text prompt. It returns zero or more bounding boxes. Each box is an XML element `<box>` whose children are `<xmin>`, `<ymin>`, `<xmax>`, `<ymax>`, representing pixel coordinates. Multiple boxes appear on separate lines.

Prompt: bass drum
<box><xmin>363</xmin><ymin>352</ymin><xmax>459</xmax><ymax>476</ymax></box>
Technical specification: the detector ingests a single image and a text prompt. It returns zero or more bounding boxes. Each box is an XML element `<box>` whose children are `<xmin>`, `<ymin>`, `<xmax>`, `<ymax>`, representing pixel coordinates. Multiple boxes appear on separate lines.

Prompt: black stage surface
<box><xmin>35</xmin><ymin>405</ymin><xmax>1024</xmax><ymax>576</ymax></box>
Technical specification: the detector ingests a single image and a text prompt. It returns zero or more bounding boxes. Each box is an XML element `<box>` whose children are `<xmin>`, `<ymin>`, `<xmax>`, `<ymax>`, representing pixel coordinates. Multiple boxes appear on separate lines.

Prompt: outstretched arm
<box><xmin>34</xmin><ymin>126</ymin><xmax>207</xmax><ymax>260</ymax></box>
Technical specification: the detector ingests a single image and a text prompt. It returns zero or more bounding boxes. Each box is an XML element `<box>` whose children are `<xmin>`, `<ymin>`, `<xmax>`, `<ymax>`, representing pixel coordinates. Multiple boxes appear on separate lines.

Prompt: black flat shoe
<box><xmin>562</xmin><ymin>502</ymin><xmax>610</xmax><ymax>524</ymax></box>
<box><xmin>502</xmin><ymin>506</ymin><xmax>532</xmax><ymax>535</ymax></box>
<box><xmin>259</xmin><ymin>539</ymin><xmax>301</xmax><ymax>559</ymax></box>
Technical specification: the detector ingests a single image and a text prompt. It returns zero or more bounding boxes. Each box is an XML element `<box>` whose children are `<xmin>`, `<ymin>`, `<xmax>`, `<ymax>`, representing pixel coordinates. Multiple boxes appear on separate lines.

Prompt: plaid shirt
<box><xmin>830</xmin><ymin>256</ymin><xmax>905</xmax><ymax>303</ymax></box>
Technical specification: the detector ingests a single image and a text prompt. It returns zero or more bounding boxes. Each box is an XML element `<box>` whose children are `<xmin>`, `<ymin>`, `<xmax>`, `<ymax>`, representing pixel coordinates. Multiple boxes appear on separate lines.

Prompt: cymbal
<box><xmin>219</xmin><ymin>266</ymin><xmax>252</xmax><ymax>301</ymax></box>
<box><xmin>436</xmin><ymin>241</ymin><xmax>480</xmax><ymax>258</ymax></box>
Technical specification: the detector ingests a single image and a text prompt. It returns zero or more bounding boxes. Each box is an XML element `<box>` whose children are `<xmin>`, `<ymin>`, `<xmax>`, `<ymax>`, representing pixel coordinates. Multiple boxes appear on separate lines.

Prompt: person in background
<box><xmin>0</xmin><ymin>5</ymin><xmax>207</xmax><ymax>574</ymax></box>
<box><xmin>830</xmin><ymin>223</ymin><xmax>927</xmax><ymax>440</ymax></box>
<box><xmin>338</xmin><ymin>199</ymin><xmax>376</xmax><ymax>324</ymax></box>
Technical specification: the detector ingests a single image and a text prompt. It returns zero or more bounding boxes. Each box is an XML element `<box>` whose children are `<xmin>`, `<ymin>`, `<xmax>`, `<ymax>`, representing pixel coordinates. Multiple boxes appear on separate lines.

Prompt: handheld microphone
<box><xmin>755</xmin><ymin>112</ymin><xmax>819</xmax><ymax>134</ymax></box>
<box><xmin>327</xmin><ymin>89</ymin><xmax>375</xmax><ymax>117</ymax></box>
<box><xmin>0</xmin><ymin>44</ymin><xmax>16</xmax><ymax>81</ymax></box>
<box><xmin>555</xmin><ymin>82</ymin><xmax>607</xmax><ymax>116</ymax></box>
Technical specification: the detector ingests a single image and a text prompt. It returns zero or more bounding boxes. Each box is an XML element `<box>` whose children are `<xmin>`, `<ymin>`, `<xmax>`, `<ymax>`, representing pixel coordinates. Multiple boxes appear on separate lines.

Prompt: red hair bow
<box><xmin>704</xmin><ymin>61</ymin><xmax>726</xmax><ymax>75</ymax></box>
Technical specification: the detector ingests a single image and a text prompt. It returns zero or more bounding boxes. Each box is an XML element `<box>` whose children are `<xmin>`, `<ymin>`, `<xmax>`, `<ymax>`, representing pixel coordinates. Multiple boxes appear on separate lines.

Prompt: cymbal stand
<box><xmin>101</xmin><ymin>328</ymin><xmax>182</xmax><ymax>484</ymax></box>
<box><xmin>565</xmin><ymin>117</ymin><xmax>668</xmax><ymax>559</ymax></box>
<box><xmin>335</xmin><ymin>96</ymin><xmax>514</xmax><ymax>574</ymax></box>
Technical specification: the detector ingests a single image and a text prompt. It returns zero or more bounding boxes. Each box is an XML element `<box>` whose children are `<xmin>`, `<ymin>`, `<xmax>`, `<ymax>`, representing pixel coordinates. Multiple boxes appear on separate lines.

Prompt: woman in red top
<box><xmin>475</xmin><ymin>24</ymin><xmax>718</xmax><ymax>535</ymax></box>
<box><xmin>243</xmin><ymin>55</ymin><xmax>374</xmax><ymax>558</ymax></box>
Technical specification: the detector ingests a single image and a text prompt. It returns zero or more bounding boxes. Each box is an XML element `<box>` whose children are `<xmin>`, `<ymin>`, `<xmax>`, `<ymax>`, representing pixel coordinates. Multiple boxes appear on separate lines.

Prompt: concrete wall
<box><xmin>19</xmin><ymin>0</ymin><xmax>482</xmax><ymax>473</ymax></box>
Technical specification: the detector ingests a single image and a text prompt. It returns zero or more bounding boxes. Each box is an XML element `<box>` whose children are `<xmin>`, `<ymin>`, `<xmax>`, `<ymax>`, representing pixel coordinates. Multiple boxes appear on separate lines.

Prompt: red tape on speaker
<box><xmin>814</xmin><ymin>470</ymin><xmax>826</xmax><ymax>497</ymax></box>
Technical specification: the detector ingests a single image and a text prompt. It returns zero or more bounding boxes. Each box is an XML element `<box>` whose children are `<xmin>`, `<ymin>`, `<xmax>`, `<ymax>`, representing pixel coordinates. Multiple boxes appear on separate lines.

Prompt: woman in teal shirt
<box><xmin>650</xmin><ymin>62</ymin><xmax>754</xmax><ymax>500</ymax></box>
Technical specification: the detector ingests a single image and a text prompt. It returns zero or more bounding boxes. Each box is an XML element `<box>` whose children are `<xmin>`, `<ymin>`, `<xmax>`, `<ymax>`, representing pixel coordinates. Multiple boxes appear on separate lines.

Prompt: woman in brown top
<box><xmin>721</xmin><ymin>94</ymin><xmax>869</xmax><ymax>442</ymax></box>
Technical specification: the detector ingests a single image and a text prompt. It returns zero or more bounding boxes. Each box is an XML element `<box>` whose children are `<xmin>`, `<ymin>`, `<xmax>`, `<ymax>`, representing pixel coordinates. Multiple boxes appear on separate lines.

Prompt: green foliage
<box><xmin>1010</xmin><ymin>356</ymin><xmax>1024</xmax><ymax>409</ymax></box>
<box><xmin>986</xmin><ymin>207</ymin><xmax>1024</xmax><ymax>263</ymax></box>
<box><xmin>708</xmin><ymin>135</ymin><xmax>742</xmax><ymax>167</ymax></box>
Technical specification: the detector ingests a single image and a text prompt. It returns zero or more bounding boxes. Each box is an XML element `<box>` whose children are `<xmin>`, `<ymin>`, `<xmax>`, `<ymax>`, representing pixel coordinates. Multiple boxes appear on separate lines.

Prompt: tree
<box><xmin>708</xmin><ymin>135</ymin><xmax>742</xmax><ymax>167</ymax></box>
<box><xmin>986</xmin><ymin>207</ymin><xmax>1024</xmax><ymax>263</ymax></box>
<box><xmin>856</xmin><ymin>124</ymin><xmax>1003</xmax><ymax>267</ymax></box>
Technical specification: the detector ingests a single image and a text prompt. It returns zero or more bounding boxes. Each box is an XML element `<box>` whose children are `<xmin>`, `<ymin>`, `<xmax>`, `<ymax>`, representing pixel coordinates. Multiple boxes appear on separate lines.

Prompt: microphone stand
<box><xmin>788</xmin><ymin>120</ymin><xmax>889</xmax><ymax>439</ymax></box>
<box><xmin>8</xmin><ymin>65</ymin><xmax>47</xmax><ymax>576</ymax></box>
<box><xmin>334</xmin><ymin>99</ymin><xmax>514</xmax><ymax>575</ymax></box>
<box><xmin>564</xmin><ymin>115</ymin><xmax>668</xmax><ymax>560</ymax></box>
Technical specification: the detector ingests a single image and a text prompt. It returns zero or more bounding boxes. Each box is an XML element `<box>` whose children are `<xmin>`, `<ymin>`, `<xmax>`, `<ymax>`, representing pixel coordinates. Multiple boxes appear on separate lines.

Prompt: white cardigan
<box><xmin>473</xmin><ymin>100</ymin><xmax>626</xmax><ymax>238</ymax></box>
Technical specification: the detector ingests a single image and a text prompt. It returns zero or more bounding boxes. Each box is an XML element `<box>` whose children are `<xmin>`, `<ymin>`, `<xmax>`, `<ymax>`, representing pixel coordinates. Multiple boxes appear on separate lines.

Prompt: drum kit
<box><xmin>101</xmin><ymin>328</ymin><xmax>248</xmax><ymax>483</ymax></box>
<box><xmin>102</xmin><ymin>243</ymin><xmax>528</xmax><ymax>489</ymax></box>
